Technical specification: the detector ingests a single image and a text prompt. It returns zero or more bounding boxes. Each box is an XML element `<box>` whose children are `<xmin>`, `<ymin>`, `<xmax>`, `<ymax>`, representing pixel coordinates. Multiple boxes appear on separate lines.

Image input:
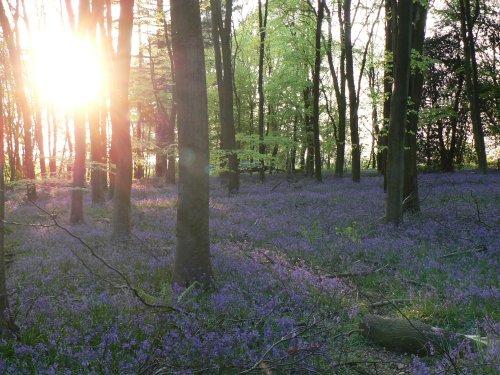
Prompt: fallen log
<box><xmin>359</xmin><ymin>314</ymin><xmax>485</xmax><ymax>356</ymax></box>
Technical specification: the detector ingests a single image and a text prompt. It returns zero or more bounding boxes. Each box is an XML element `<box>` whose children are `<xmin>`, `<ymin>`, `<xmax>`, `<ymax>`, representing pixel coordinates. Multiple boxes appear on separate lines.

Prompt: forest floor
<box><xmin>1</xmin><ymin>171</ymin><xmax>499</xmax><ymax>374</ymax></box>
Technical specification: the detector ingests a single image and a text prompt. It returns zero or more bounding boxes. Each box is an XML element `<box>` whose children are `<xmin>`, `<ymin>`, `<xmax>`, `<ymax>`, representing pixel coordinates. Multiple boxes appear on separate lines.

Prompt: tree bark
<box><xmin>89</xmin><ymin>0</ymin><xmax>105</xmax><ymax>204</ymax></box>
<box><xmin>360</xmin><ymin>314</ymin><xmax>484</xmax><ymax>355</ymax></box>
<box><xmin>171</xmin><ymin>0</ymin><xmax>212</xmax><ymax>286</ymax></box>
<box><xmin>344</xmin><ymin>0</ymin><xmax>361</xmax><ymax>183</ymax></box>
<box><xmin>210</xmin><ymin>0</ymin><xmax>239</xmax><ymax>193</ymax></box>
<box><xmin>69</xmin><ymin>0</ymin><xmax>91</xmax><ymax>224</ymax></box>
<box><xmin>386</xmin><ymin>0</ymin><xmax>413</xmax><ymax>225</ymax></box>
<box><xmin>257</xmin><ymin>0</ymin><xmax>269</xmax><ymax>183</ymax></box>
<box><xmin>379</xmin><ymin>0</ymin><xmax>395</xmax><ymax>191</ymax></box>
<box><xmin>0</xmin><ymin>0</ymin><xmax>36</xmax><ymax>199</ymax></box>
<box><xmin>111</xmin><ymin>0</ymin><xmax>134</xmax><ymax>236</ymax></box>
<box><xmin>304</xmin><ymin>85</ymin><xmax>314</xmax><ymax>177</ymax></box>
<box><xmin>325</xmin><ymin>2</ymin><xmax>346</xmax><ymax>178</ymax></box>
<box><xmin>458</xmin><ymin>0</ymin><xmax>487</xmax><ymax>173</ymax></box>
<box><xmin>403</xmin><ymin>3</ymin><xmax>427</xmax><ymax>213</ymax></box>
<box><xmin>0</xmin><ymin>86</ymin><xmax>17</xmax><ymax>336</ymax></box>
<box><xmin>311</xmin><ymin>0</ymin><xmax>324</xmax><ymax>182</ymax></box>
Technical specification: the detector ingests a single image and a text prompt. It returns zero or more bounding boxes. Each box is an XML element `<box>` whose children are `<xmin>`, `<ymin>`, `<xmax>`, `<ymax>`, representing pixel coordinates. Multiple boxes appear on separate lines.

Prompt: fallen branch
<box><xmin>359</xmin><ymin>314</ymin><xmax>486</xmax><ymax>356</ymax></box>
<box><xmin>368</xmin><ymin>299</ymin><xmax>411</xmax><ymax>309</ymax></box>
<box><xmin>324</xmin><ymin>265</ymin><xmax>386</xmax><ymax>279</ymax></box>
<box><xmin>270</xmin><ymin>181</ymin><xmax>282</xmax><ymax>192</ymax></box>
<box><xmin>440</xmin><ymin>246</ymin><xmax>487</xmax><ymax>259</ymax></box>
<box><xmin>28</xmin><ymin>199</ymin><xmax>179</xmax><ymax>312</ymax></box>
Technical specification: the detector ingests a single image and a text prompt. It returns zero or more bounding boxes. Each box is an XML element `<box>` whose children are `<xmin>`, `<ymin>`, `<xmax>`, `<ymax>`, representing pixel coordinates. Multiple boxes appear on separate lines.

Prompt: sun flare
<box><xmin>30</xmin><ymin>32</ymin><xmax>103</xmax><ymax>109</ymax></box>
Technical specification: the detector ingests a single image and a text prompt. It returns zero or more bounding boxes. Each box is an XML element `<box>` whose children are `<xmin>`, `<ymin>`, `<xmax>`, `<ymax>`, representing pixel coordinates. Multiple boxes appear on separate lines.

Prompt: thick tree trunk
<box><xmin>403</xmin><ymin>3</ymin><xmax>427</xmax><ymax>213</ymax></box>
<box><xmin>171</xmin><ymin>0</ymin><xmax>213</xmax><ymax>286</ymax></box>
<box><xmin>257</xmin><ymin>0</ymin><xmax>269</xmax><ymax>183</ymax></box>
<box><xmin>386</xmin><ymin>0</ymin><xmax>413</xmax><ymax>225</ymax></box>
<box><xmin>111</xmin><ymin>0</ymin><xmax>134</xmax><ymax>236</ymax></box>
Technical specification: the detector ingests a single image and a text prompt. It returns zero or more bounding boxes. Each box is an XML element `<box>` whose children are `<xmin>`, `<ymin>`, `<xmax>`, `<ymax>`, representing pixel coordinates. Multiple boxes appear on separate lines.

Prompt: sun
<box><xmin>30</xmin><ymin>31</ymin><xmax>103</xmax><ymax>109</ymax></box>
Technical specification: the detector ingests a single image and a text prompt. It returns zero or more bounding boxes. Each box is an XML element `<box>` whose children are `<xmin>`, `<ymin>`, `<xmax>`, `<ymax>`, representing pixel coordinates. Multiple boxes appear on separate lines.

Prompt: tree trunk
<box><xmin>344</xmin><ymin>0</ymin><xmax>361</xmax><ymax>183</ymax></box>
<box><xmin>0</xmin><ymin>86</ymin><xmax>17</xmax><ymax>336</ymax></box>
<box><xmin>49</xmin><ymin>109</ymin><xmax>58</xmax><ymax>177</ymax></box>
<box><xmin>304</xmin><ymin>85</ymin><xmax>314</xmax><ymax>177</ymax></box>
<box><xmin>458</xmin><ymin>0</ymin><xmax>487</xmax><ymax>174</ymax></box>
<box><xmin>403</xmin><ymin>3</ymin><xmax>427</xmax><ymax>213</ymax></box>
<box><xmin>171</xmin><ymin>0</ymin><xmax>213</xmax><ymax>286</ymax></box>
<box><xmin>69</xmin><ymin>0</ymin><xmax>91</xmax><ymax>224</ymax></box>
<box><xmin>360</xmin><ymin>314</ymin><xmax>484</xmax><ymax>355</ymax></box>
<box><xmin>368</xmin><ymin>66</ymin><xmax>379</xmax><ymax>170</ymax></box>
<box><xmin>257</xmin><ymin>0</ymin><xmax>269</xmax><ymax>183</ymax></box>
<box><xmin>111</xmin><ymin>0</ymin><xmax>134</xmax><ymax>236</ymax></box>
<box><xmin>210</xmin><ymin>0</ymin><xmax>239</xmax><ymax>193</ymax></box>
<box><xmin>380</xmin><ymin>0</ymin><xmax>395</xmax><ymax>191</ymax></box>
<box><xmin>325</xmin><ymin>2</ymin><xmax>346</xmax><ymax>178</ymax></box>
<box><xmin>70</xmin><ymin>110</ymin><xmax>86</xmax><ymax>224</ymax></box>
<box><xmin>34</xmin><ymin>108</ymin><xmax>47</xmax><ymax>178</ymax></box>
<box><xmin>311</xmin><ymin>0</ymin><xmax>324</xmax><ymax>182</ymax></box>
<box><xmin>386</xmin><ymin>0</ymin><xmax>413</xmax><ymax>225</ymax></box>
<box><xmin>0</xmin><ymin>0</ymin><xmax>36</xmax><ymax>199</ymax></box>
<box><xmin>89</xmin><ymin>0</ymin><xmax>105</xmax><ymax>204</ymax></box>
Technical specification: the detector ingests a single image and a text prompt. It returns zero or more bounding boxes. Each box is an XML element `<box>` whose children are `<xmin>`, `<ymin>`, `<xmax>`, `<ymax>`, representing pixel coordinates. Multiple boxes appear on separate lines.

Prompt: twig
<box><xmin>240</xmin><ymin>318</ymin><xmax>321</xmax><ymax>374</ymax></box>
<box><xmin>28</xmin><ymin>199</ymin><xmax>179</xmax><ymax>312</ymax></box>
<box><xmin>368</xmin><ymin>299</ymin><xmax>411</xmax><ymax>308</ymax></box>
<box><xmin>323</xmin><ymin>265</ymin><xmax>386</xmax><ymax>279</ymax></box>
<box><xmin>2</xmin><ymin>219</ymin><xmax>56</xmax><ymax>228</ymax></box>
<box><xmin>440</xmin><ymin>246</ymin><xmax>487</xmax><ymax>259</ymax></box>
<box><xmin>270</xmin><ymin>181</ymin><xmax>282</xmax><ymax>192</ymax></box>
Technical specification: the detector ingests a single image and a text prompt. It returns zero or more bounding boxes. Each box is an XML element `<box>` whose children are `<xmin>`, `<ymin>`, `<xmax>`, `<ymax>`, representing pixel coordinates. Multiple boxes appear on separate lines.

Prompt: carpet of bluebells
<box><xmin>1</xmin><ymin>171</ymin><xmax>499</xmax><ymax>374</ymax></box>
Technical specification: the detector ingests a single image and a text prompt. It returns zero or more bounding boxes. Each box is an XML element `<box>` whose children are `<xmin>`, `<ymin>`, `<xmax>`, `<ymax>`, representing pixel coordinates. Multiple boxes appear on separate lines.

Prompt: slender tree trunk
<box><xmin>325</xmin><ymin>2</ymin><xmax>346</xmax><ymax>178</ymax></box>
<box><xmin>156</xmin><ymin>0</ymin><xmax>176</xmax><ymax>184</ymax></box>
<box><xmin>257</xmin><ymin>0</ymin><xmax>269</xmax><ymax>183</ymax></box>
<box><xmin>89</xmin><ymin>0</ymin><xmax>105</xmax><ymax>204</ymax></box>
<box><xmin>403</xmin><ymin>3</ymin><xmax>427</xmax><ymax>213</ymax></box>
<box><xmin>134</xmin><ymin>104</ymin><xmax>145</xmax><ymax>179</ymax></box>
<box><xmin>344</xmin><ymin>0</ymin><xmax>361</xmax><ymax>182</ymax></box>
<box><xmin>69</xmin><ymin>0</ymin><xmax>90</xmax><ymax>224</ymax></box>
<box><xmin>304</xmin><ymin>85</ymin><xmax>314</xmax><ymax>177</ymax></box>
<box><xmin>70</xmin><ymin>110</ymin><xmax>86</xmax><ymax>223</ymax></box>
<box><xmin>311</xmin><ymin>0</ymin><xmax>324</xmax><ymax>182</ymax></box>
<box><xmin>0</xmin><ymin>0</ymin><xmax>36</xmax><ymax>199</ymax></box>
<box><xmin>0</xmin><ymin>86</ymin><xmax>17</xmax><ymax>336</ymax></box>
<box><xmin>368</xmin><ymin>66</ymin><xmax>379</xmax><ymax>170</ymax></box>
<box><xmin>380</xmin><ymin>0</ymin><xmax>395</xmax><ymax>190</ymax></box>
<box><xmin>111</xmin><ymin>0</ymin><xmax>134</xmax><ymax>236</ymax></box>
<box><xmin>386</xmin><ymin>0</ymin><xmax>413</xmax><ymax>225</ymax></box>
<box><xmin>211</xmin><ymin>0</ymin><xmax>239</xmax><ymax>193</ymax></box>
<box><xmin>171</xmin><ymin>0</ymin><xmax>212</xmax><ymax>285</ymax></box>
<box><xmin>34</xmin><ymin>108</ymin><xmax>47</xmax><ymax>178</ymax></box>
<box><xmin>458</xmin><ymin>0</ymin><xmax>487</xmax><ymax>173</ymax></box>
